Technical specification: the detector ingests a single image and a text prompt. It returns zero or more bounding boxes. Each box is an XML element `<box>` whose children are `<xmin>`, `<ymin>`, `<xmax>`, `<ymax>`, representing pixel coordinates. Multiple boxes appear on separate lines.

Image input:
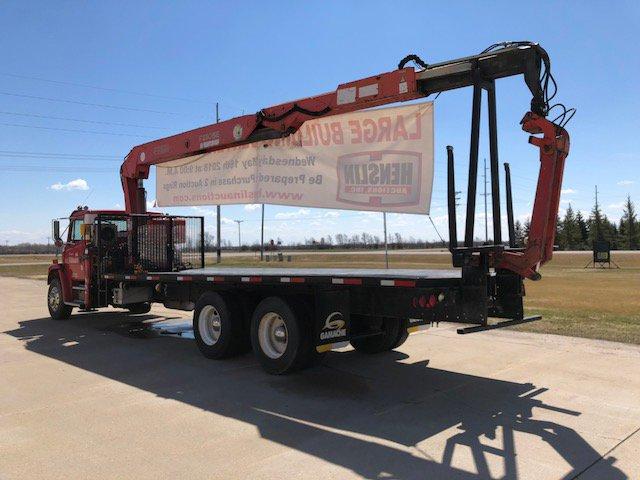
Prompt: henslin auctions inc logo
<box><xmin>336</xmin><ymin>150</ymin><xmax>422</xmax><ymax>208</ymax></box>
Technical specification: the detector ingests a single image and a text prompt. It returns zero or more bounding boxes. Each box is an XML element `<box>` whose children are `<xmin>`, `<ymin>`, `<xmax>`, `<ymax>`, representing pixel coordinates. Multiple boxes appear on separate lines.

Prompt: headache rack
<box><xmin>94</xmin><ymin>213</ymin><xmax>204</xmax><ymax>281</ymax></box>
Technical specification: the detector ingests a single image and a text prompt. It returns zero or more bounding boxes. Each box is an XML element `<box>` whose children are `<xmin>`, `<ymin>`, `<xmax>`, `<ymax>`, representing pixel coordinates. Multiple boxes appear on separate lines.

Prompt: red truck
<box><xmin>48</xmin><ymin>42</ymin><xmax>571</xmax><ymax>374</ymax></box>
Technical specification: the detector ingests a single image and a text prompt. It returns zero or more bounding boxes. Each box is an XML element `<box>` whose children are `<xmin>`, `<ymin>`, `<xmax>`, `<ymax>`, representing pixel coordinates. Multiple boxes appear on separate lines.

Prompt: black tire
<box><xmin>350</xmin><ymin>317</ymin><xmax>405</xmax><ymax>354</ymax></box>
<box><xmin>47</xmin><ymin>277</ymin><xmax>72</xmax><ymax>320</ymax></box>
<box><xmin>127</xmin><ymin>302</ymin><xmax>151</xmax><ymax>314</ymax></box>
<box><xmin>392</xmin><ymin>318</ymin><xmax>410</xmax><ymax>349</ymax></box>
<box><xmin>193</xmin><ymin>291</ymin><xmax>245</xmax><ymax>359</ymax></box>
<box><xmin>250</xmin><ymin>296</ymin><xmax>315</xmax><ymax>375</ymax></box>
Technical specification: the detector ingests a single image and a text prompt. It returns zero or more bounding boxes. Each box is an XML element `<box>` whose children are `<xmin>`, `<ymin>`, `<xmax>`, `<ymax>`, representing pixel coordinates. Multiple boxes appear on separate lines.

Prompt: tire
<box><xmin>48</xmin><ymin>277</ymin><xmax>72</xmax><ymax>320</ymax></box>
<box><xmin>193</xmin><ymin>291</ymin><xmax>244</xmax><ymax>359</ymax></box>
<box><xmin>350</xmin><ymin>317</ymin><xmax>405</xmax><ymax>354</ymax></box>
<box><xmin>250</xmin><ymin>296</ymin><xmax>315</xmax><ymax>375</ymax></box>
<box><xmin>127</xmin><ymin>302</ymin><xmax>151</xmax><ymax>314</ymax></box>
<box><xmin>392</xmin><ymin>318</ymin><xmax>410</xmax><ymax>349</ymax></box>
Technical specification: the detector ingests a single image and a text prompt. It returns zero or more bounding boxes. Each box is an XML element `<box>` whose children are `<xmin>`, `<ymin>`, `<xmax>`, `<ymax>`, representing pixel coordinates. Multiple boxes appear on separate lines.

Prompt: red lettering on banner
<box><xmin>409</xmin><ymin>113</ymin><xmax>421</xmax><ymax>140</ymax></box>
<box><xmin>349</xmin><ymin>120</ymin><xmax>362</xmax><ymax>144</ymax></box>
<box><xmin>330</xmin><ymin>122</ymin><xmax>344</xmax><ymax>145</ymax></box>
<box><xmin>362</xmin><ymin>118</ymin><xmax>376</xmax><ymax>143</ymax></box>
<box><xmin>378</xmin><ymin>117</ymin><xmax>391</xmax><ymax>142</ymax></box>
<box><xmin>393</xmin><ymin>115</ymin><xmax>408</xmax><ymax>141</ymax></box>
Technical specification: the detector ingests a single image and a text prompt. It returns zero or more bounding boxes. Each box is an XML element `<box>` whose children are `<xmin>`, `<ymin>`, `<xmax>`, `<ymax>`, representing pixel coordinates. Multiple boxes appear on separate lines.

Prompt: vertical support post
<box><xmin>447</xmin><ymin>146</ymin><xmax>457</xmax><ymax>252</ymax></box>
<box><xmin>167</xmin><ymin>217</ymin><xmax>174</xmax><ymax>271</ymax></box>
<box><xmin>383</xmin><ymin>212</ymin><xmax>389</xmax><ymax>269</ymax></box>
<box><xmin>216</xmin><ymin>205</ymin><xmax>221</xmax><ymax>263</ymax></box>
<box><xmin>504</xmin><ymin>163</ymin><xmax>516</xmax><ymax>248</ymax></box>
<box><xmin>487</xmin><ymin>81</ymin><xmax>502</xmax><ymax>244</ymax></box>
<box><xmin>464</xmin><ymin>83</ymin><xmax>482</xmax><ymax>247</ymax></box>
<box><xmin>260</xmin><ymin>204</ymin><xmax>265</xmax><ymax>261</ymax></box>
<box><xmin>200</xmin><ymin>216</ymin><xmax>205</xmax><ymax>268</ymax></box>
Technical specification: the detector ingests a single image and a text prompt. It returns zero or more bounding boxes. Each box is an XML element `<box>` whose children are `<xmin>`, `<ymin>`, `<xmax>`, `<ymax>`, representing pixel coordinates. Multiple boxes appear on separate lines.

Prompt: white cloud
<box><xmin>608</xmin><ymin>202</ymin><xmax>625</xmax><ymax>210</ymax></box>
<box><xmin>275</xmin><ymin>208</ymin><xmax>310</xmax><ymax>219</ymax></box>
<box><xmin>146</xmin><ymin>198</ymin><xmax>157</xmax><ymax>210</ymax></box>
<box><xmin>191</xmin><ymin>205</ymin><xmax>217</xmax><ymax>216</ymax></box>
<box><xmin>324</xmin><ymin>211</ymin><xmax>340</xmax><ymax>218</ymax></box>
<box><xmin>244</xmin><ymin>204</ymin><xmax>261</xmax><ymax>211</ymax></box>
<box><xmin>50</xmin><ymin>178</ymin><xmax>89</xmax><ymax>191</ymax></box>
<box><xmin>617</xmin><ymin>180</ymin><xmax>635</xmax><ymax>186</ymax></box>
<box><xmin>561</xmin><ymin>188</ymin><xmax>577</xmax><ymax>194</ymax></box>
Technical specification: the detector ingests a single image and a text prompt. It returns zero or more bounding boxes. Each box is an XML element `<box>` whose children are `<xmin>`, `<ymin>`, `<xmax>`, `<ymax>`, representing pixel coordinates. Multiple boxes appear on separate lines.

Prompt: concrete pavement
<box><xmin>1</xmin><ymin>276</ymin><xmax>639</xmax><ymax>479</ymax></box>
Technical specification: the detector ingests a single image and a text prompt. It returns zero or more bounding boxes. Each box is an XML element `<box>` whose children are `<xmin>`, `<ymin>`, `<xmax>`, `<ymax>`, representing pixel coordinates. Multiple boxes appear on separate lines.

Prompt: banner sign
<box><xmin>156</xmin><ymin>102</ymin><xmax>434</xmax><ymax>214</ymax></box>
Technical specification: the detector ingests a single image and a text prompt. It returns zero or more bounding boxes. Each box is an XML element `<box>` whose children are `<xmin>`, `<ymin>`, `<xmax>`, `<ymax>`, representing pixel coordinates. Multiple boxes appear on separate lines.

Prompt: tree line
<box><xmin>514</xmin><ymin>194</ymin><xmax>638</xmax><ymax>251</ymax></box>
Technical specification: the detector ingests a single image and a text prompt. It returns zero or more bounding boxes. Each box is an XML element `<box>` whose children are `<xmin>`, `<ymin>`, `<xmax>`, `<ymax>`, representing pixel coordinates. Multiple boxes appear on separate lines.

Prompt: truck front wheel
<box><xmin>193</xmin><ymin>292</ymin><xmax>245</xmax><ymax>359</ymax></box>
<box><xmin>47</xmin><ymin>278</ymin><xmax>72</xmax><ymax>320</ymax></box>
<box><xmin>250</xmin><ymin>297</ymin><xmax>314</xmax><ymax>375</ymax></box>
<box><xmin>350</xmin><ymin>318</ymin><xmax>408</xmax><ymax>354</ymax></box>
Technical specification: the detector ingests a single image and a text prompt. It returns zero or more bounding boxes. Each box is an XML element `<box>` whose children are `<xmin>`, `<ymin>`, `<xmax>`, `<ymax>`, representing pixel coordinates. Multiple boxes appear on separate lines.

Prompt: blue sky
<box><xmin>0</xmin><ymin>1</ymin><xmax>638</xmax><ymax>246</ymax></box>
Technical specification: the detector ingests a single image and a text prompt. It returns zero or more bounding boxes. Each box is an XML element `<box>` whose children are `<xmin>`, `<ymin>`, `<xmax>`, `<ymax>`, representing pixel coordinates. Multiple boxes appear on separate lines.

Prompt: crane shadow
<box><xmin>4</xmin><ymin>311</ymin><xmax>628</xmax><ymax>480</ymax></box>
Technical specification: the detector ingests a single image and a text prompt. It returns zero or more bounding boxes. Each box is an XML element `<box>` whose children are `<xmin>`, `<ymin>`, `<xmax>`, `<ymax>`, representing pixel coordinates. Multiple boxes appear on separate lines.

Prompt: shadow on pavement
<box><xmin>4</xmin><ymin>312</ymin><xmax>628</xmax><ymax>480</ymax></box>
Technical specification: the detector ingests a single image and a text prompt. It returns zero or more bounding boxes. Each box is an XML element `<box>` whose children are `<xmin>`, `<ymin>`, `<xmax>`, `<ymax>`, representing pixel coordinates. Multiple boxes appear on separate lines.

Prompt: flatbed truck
<box><xmin>47</xmin><ymin>42</ymin><xmax>571</xmax><ymax>374</ymax></box>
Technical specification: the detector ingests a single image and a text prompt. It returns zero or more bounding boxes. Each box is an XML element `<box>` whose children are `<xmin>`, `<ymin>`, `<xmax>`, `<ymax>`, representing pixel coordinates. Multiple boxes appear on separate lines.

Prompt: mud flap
<box><xmin>314</xmin><ymin>290</ymin><xmax>351</xmax><ymax>352</ymax></box>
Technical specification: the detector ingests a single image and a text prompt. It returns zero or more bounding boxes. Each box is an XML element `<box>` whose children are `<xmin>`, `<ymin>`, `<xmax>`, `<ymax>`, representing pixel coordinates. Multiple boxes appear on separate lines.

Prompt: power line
<box><xmin>0</xmin><ymin>110</ymin><xmax>170</xmax><ymax>130</ymax></box>
<box><xmin>0</xmin><ymin>150</ymin><xmax>118</xmax><ymax>158</ymax></box>
<box><xmin>0</xmin><ymin>71</ymin><xmax>215</xmax><ymax>105</ymax></box>
<box><xmin>0</xmin><ymin>122</ymin><xmax>150</xmax><ymax>137</ymax></box>
<box><xmin>0</xmin><ymin>91</ymin><xmax>200</xmax><ymax>117</ymax></box>
<box><xmin>0</xmin><ymin>156</ymin><xmax>119</xmax><ymax>162</ymax></box>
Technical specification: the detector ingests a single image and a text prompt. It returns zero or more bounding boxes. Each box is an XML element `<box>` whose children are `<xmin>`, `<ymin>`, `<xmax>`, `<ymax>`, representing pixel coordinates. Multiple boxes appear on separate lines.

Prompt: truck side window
<box><xmin>70</xmin><ymin>219</ymin><xmax>84</xmax><ymax>241</ymax></box>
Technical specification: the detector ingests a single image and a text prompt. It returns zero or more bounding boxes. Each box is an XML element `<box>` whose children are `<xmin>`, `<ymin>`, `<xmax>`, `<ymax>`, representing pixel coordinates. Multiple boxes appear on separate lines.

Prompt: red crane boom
<box><xmin>120</xmin><ymin>42</ymin><xmax>571</xmax><ymax>280</ymax></box>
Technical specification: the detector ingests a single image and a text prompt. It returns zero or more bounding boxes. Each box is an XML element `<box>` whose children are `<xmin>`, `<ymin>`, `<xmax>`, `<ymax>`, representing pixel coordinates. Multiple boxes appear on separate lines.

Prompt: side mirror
<box><xmin>52</xmin><ymin>220</ymin><xmax>63</xmax><ymax>247</ymax></box>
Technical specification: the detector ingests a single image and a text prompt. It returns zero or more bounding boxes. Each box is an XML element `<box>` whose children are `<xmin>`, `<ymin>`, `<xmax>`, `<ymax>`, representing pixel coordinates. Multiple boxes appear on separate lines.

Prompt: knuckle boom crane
<box><xmin>48</xmin><ymin>41</ymin><xmax>573</xmax><ymax>373</ymax></box>
<box><xmin>121</xmin><ymin>41</ymin><xmax>571</xmax><ymax>281</ymax></box>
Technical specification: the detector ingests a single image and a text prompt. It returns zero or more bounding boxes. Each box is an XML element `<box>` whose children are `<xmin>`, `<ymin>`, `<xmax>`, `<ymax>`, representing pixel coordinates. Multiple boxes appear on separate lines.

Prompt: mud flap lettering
<box><xmin>315</xmin><ymin>291</ymin><xmax>350</xmax><ymax>349</ymax></box>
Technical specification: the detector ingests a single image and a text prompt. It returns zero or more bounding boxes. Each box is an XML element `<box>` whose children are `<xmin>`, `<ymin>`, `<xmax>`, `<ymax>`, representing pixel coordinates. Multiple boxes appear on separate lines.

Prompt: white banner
<box><xmin>156</xmin><ymin>102</ymin><xmax>434</xmax><ymax>214</ymax></box>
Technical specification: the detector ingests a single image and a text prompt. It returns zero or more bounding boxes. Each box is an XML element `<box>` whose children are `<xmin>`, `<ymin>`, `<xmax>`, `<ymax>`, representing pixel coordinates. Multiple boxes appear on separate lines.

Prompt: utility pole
<box><xmin>383</xmin><ymin>212</ymin><xmax>389</xmax><ymax>269</ymax></box>
<box><xmin>260</xmin><ymin>204</ymin><xmax>265</xmax><ymax>261</ymax></box>
<box><xmin>482</xmin><ymin>157</ymin><xmax>489</xmax><ymax>243</ymax></box>
<box><xmin>216</xmin><ymin>102</ymin><xmax>221</xmax><ymax>264</ymax></box>
<box><xmin>595</xmin><ymin>185</ymin><xmax>600</xmax><ymax>241</ymax></box>
<box><xmin>234</xmin><ymin>220</ymin><xmax>244</xmax><ymax>251</ymax></box>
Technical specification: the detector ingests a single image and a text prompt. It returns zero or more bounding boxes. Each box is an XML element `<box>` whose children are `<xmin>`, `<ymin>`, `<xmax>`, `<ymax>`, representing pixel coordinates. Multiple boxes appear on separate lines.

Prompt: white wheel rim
<box><xmin>198</xmin><ymin>305</ymin><xmax>222</xmax><ymax>346</ymax></box>
<box><xmin>49</xmin><ymin>285</ymin><xmax>61</xmax><ymax>311</ymax></box>
<box><xmin>258</xmin><ymin>312</ymin><xmax>288</xmax><ymax>359</ymax></box>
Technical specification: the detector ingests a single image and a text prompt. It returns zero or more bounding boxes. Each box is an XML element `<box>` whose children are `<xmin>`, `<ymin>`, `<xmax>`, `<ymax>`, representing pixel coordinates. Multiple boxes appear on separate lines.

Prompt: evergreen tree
<box><xmin>514</xmin><ymin>220</ymin><xmax>524</xmax><ymax>247</ymax></box>
<box><xmin>589</xmin><ymin>195</ymin><xmax>606</xmax><ymax>244</ymax></box>
<box><xmin>576</xmin><ymin>211</ymin><xmax>589</xmax><ymax>249</ymax></box>
<box><xmin>561</xmin><ymin>204</ymin><xmax>580</xmax><ymax>249</ymax></box>
<box><xmin>523</xmin><ymin>218</ymin><xmax>531</xmax><ymax>245</ymax></box>
<box><xmin>619</xmin><ymin>195</ymin><xmax>639</xmax><ymax>250</ymax></box>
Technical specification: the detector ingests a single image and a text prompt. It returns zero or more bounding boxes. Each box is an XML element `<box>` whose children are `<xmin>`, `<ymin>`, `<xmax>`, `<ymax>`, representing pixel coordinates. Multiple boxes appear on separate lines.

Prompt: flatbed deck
<box><xmin>103</xmin><ymin>267</ymin><xmax>461</xmax><ymax>288</ymax></box>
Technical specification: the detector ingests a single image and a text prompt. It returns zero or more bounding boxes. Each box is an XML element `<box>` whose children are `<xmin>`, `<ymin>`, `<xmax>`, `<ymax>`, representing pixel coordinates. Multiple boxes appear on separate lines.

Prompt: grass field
<box><xmin>2</xmin><ymin>250</ymin><xmax>638</xmax><ymax>344</ymax></box>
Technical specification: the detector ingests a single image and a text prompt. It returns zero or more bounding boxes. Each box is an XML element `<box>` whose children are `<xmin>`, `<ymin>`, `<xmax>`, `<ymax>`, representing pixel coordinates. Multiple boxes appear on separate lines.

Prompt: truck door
<box><xmin>63</xmin><ymin>218</ymin><xmax>86</xmax><ymax>283</ymax></box>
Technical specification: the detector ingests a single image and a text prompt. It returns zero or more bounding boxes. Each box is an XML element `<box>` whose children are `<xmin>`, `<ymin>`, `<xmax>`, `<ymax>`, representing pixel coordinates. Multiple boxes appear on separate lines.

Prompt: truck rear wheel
<box><xmin>193</xmin><ymin>292</ymin><xmax>245</xmax><ymax>359</ymax></box>
<box><xmin>48</xmin><ymin>277</ymin><xmax>72</xmax><ymax>320</ymax></box>
<box><xmin>250</xmin><ymin>297</ymin><xmax>314</xmax><ymax>375</ymax></box>
<box><xmin>350</xmin><ymin>318</ymin><xmax>408</xmax><ymax>354</ymax></box>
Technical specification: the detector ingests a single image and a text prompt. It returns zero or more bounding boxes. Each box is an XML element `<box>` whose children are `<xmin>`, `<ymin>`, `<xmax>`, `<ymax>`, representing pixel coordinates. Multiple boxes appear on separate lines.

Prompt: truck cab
<box><xmin>47</xmin><ymin>206</ymin><xmax>202</xmax><ymax>319</ymax></box>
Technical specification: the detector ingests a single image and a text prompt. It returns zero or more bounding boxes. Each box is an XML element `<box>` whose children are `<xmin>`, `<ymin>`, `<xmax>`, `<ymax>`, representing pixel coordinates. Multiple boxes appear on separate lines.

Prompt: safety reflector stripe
<box><xmin>206</xmin><ymin>276</ymin><xmax>225</xmax><ymax>282</ymax></box>
<box><xmin>124</xmin><ymin>275</ymin><xmax>136</xmax><ymax>280</ymax></box>
<box><xmin>380</xmin><ymin>279</ymin><xmax>416</xmax><ymax>287</ymax></box>
<box><xmin>332</xmin><ymin>278</ymin><xmax>362</xmax><ymax>285</ymax></box>
<box><xmin>176</xmin><ymin>276</ymin><xmax>192</xmax><ymax>281</ymax></box>
<box><xmin>241</xmin><ymin>276</ymin><xmax>262</xmax><ymax>283</ymax></box>
<box><xmin>146</xmin><ymin>275</ymin><xmax>160</xmax><ymax>281</ymax></box>
<box><xmin>103</xmin><ymin>274</ymin><xmax>113</xmax><ymax>279</ymax></box>
<box><xmin>280</xmin><ymin>277</ymin><xmax>305</xmax><ymax>283</ymax></box>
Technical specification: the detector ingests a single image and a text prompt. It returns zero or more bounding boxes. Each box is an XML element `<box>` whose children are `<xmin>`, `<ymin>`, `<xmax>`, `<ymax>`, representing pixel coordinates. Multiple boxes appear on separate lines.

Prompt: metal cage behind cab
<box><xmin>95</xmin><ymin>214</ymin><xmax>204</xmax><ymax>276</ymax></box>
